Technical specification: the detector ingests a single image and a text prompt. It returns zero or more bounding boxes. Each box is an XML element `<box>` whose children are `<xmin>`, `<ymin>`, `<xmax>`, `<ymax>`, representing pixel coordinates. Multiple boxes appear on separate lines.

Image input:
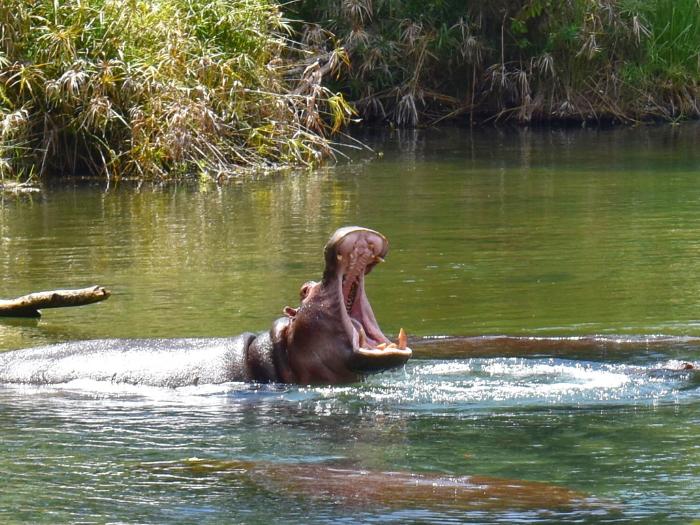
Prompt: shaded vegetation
<box><xmin>0</xmin><ymin>0</ymin><xmax>353</xmax><ymax>180</ymax></box>
<box><xmin>290</xmin><ymin>0</ymin><xmax>700</xmax><ymax>126</ymax></box>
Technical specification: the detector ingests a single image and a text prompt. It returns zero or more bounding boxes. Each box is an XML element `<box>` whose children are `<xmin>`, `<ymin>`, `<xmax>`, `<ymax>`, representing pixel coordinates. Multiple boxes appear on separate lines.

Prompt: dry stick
<box><xmin>0</xmin><ymin>286</ymin><xmax>111</xmax><ymax>318</ymax></box>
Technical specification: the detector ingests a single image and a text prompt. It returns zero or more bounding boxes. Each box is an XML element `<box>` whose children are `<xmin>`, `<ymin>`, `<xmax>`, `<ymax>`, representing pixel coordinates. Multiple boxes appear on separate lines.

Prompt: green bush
<box><xmin>0</xmin><ymin>0</ymin><xmax>353</xmax><ymax>180</ymax></box>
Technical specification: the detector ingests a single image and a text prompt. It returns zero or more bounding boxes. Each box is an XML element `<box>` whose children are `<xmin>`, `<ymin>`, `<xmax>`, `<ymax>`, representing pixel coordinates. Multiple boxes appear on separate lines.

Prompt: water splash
<box><xmin>351</xmin><ymin>358</ymin><xmax>699</xmax><ymax>410</ymax></box>
<box><xmin>1</xmin><ymin>357</ymin><xmax>696</xmax><ymax>413</ymax></box>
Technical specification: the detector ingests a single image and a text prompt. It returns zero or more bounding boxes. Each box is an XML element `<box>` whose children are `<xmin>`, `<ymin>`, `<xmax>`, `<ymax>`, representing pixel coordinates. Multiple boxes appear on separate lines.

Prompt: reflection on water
<box><xmin>2</xmin><ymin>123</ymin><xmax>700</xmax><ymax>523</ymax></box>
<box><xmin>2</xmin><ymin>124</ymin><xmax>700</xmax><ymax>348</ymax></box>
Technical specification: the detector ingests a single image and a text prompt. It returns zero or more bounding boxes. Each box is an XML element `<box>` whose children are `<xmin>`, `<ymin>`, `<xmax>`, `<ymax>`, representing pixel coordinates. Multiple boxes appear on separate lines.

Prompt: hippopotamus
<box><xmin>0</xmin><ymin>226</ymin><xmax>412</xmax><ymax>387</ymax></box>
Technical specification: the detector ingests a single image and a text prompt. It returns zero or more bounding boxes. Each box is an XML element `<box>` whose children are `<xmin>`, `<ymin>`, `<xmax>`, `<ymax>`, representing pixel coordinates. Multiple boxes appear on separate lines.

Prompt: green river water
<box><xmin>1</xmin><ymin>124</ymin><xmax>700</xmax><ymax>523</ymax></box>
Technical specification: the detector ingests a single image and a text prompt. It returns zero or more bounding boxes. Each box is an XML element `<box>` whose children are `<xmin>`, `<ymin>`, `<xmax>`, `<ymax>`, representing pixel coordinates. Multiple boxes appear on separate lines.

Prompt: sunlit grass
<box><xmin>642</xmin><ymin>0</ymin><xmax>700</xmax><ymax>73</ymax></box>
<box><xmin>0</xmin><ymin>0</ymin><xmax>353</xmax><ymax>180</ymax></box>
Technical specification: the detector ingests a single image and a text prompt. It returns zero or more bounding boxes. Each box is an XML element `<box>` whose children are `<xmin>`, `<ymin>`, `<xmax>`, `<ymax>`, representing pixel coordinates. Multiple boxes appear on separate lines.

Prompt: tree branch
<box><xmin>0</xmin><ymin>286</ymin><xmax>111</xmax><ymax>318</ymax></box>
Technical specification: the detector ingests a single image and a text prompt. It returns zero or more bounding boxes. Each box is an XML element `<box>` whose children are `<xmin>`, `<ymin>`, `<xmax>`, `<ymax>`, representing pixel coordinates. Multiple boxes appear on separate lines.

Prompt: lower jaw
<box><xmin>355</xmin><ymin>347</ymin><xmax>412</xmax><ymax>358</ymax></box>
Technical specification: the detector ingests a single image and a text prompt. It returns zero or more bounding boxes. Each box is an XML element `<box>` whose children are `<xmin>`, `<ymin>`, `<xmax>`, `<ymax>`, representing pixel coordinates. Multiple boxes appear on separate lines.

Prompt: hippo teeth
<box><xmin>358</xmin><ymin>325</ymin><xmax>368</xmax><ymax>348</ymax></box>
<box><xmin>368</xmin><ymin>329</ymin><xmax>408</xmax><ymax>351</ymax></box>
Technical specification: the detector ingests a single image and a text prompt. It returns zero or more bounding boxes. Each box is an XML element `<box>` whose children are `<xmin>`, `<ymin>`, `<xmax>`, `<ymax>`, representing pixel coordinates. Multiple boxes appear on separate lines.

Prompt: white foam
<box><xmin>358</xmin><ymin>357</ymin><xmax>688</xmax><ymax>407</ymax></box>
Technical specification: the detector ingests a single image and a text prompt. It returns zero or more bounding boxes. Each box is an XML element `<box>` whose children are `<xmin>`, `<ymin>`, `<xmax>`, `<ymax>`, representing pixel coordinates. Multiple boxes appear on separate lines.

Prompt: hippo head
<box><xmin>274</xmin><ymin>226</ymin><xmax>412</xmax><ymax>384</ymax></box>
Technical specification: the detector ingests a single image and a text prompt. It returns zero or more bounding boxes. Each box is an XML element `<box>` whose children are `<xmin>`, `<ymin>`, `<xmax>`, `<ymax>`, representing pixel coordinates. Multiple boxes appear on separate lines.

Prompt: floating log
<box><xmin>0</xmin><ymin>285</ymin><xmax>111</xmax><ymax>318</ymax></box>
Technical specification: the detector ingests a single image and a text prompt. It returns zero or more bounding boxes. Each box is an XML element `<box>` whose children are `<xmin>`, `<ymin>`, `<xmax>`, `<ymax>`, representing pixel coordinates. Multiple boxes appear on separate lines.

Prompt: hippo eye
<box><xmin>300</xmin><ymin>281</ymin><xmax>316</xmax><ymax>300</ymax></box>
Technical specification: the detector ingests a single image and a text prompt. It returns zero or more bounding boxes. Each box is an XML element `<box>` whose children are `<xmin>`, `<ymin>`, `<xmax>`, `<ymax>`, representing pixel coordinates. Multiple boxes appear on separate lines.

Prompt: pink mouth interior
<box><xmin>335</xmin><ymin>230</ymin><xmax>391</xmax><ymax>349</ymax></box>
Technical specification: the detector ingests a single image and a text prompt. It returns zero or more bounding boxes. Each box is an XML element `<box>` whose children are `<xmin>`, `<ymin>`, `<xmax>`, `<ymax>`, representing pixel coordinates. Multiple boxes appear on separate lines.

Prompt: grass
<box><xmin>0</xmin><ymin>0</ymin><xmax>353</xmax><ymax>181</ymax></box>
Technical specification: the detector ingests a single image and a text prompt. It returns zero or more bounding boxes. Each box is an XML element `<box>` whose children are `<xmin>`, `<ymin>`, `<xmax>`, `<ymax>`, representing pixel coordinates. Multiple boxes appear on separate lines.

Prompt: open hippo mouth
<box><xmin>324</xmin><ymin>226</ymin><xmax>412</xmax><ymax>370</ymax></box>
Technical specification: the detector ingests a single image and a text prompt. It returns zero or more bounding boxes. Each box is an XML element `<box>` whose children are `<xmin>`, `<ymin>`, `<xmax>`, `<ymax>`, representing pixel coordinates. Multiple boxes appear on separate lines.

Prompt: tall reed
<box><xmin>289</xmin><ymin>0</ymin><xmax>700</xmax><ymax>126</ymax></box>
<box><xmin>0</xmin><ymin>0</ymin><xmax>353</xmax><ymax>180</ymax></box>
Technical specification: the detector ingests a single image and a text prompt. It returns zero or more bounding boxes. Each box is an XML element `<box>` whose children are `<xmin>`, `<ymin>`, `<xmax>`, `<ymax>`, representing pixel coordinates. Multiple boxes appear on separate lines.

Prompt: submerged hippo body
<box><xmin>0</xmin><ymin>227</ymin><xmax>412</xmax><ymax>387</ymax></box>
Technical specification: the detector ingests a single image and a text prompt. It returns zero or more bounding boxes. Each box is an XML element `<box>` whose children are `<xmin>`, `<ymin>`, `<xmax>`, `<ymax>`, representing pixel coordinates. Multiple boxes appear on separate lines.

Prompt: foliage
<box><xmin>0</xmin><ymin>0</ymin><xmax>354</xmax><ymax>180</ymax></box>
<box><xmin>288</xmin><ymin>0</ymin><xmax>700</xmax><ymax>125</ymax></box>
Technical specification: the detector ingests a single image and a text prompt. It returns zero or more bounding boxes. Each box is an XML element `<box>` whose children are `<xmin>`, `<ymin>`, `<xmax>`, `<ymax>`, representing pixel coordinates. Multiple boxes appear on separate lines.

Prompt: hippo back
<box><xmin>0</xmin><ymin>334</ymin><xmax>256</xmax><ymax>387</ymax></box>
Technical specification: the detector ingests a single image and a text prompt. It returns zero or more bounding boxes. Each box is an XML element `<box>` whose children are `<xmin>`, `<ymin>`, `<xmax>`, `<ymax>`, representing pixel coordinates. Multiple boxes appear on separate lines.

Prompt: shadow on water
<box><xmin>352</xmin><ymin>123</ymin><xmax>700</xmax><ymax>171</ymax></box>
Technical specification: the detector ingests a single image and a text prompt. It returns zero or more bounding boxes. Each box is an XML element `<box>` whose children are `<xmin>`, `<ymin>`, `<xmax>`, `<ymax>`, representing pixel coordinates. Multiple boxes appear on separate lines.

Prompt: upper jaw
<box><xmin>325</xmin><ymin>227</ymin><xmax>412</xmax><ymax>369</ymax></box>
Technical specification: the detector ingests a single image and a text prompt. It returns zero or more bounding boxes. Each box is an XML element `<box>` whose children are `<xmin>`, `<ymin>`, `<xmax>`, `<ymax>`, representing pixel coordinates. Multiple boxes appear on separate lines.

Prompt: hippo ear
<box><xmin>283</xmin><ymin>306</ymin><xmax>297</xmax><ymax>318</ymax></box>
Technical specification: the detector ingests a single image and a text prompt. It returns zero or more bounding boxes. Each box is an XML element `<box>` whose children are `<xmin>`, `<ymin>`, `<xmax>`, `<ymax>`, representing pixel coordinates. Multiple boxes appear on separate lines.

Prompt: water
<box><xmin>2</xmin><ymin>124</ymin><xmax>700</xmax><ymax>523</ymax></box>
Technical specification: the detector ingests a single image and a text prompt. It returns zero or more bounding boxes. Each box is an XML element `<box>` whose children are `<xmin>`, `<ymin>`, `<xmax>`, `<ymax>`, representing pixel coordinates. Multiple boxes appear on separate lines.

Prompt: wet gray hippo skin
<box><xmin>0</xmin><ymin>227</ymin><xmax>412</xmax><ymax>387</ymax></box>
